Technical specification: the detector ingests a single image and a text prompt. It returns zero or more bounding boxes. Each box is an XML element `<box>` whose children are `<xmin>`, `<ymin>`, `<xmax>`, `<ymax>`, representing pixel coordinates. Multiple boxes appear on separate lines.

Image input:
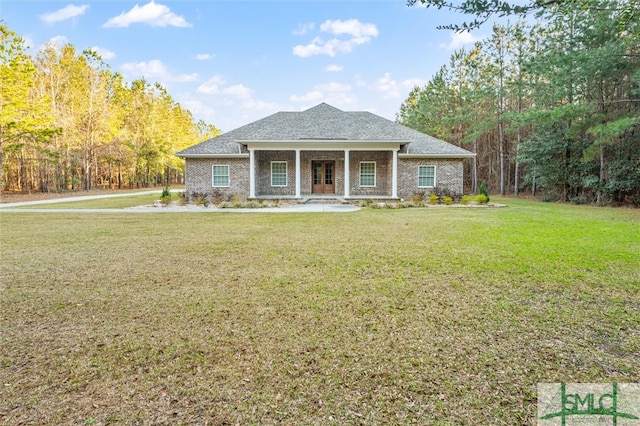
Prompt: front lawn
<box><xmin>1</xmin><ymin>199</ymin><xmax>638</xmax><ymax>424</ymax></box>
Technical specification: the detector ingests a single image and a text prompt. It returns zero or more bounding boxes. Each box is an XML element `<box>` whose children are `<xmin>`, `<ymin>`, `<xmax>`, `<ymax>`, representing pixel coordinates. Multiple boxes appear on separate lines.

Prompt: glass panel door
<box><xmin>311</xmin><ymin>161</ymin><xmax>335</xmax><ymax>194</ymax></box>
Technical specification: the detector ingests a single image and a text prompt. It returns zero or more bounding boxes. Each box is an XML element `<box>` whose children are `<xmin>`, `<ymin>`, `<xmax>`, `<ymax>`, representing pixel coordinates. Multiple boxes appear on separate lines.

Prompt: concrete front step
<box><xmin>303</xmin><ymin>198</ymin><xmax>347</xmax><ymax>205</ymax></box>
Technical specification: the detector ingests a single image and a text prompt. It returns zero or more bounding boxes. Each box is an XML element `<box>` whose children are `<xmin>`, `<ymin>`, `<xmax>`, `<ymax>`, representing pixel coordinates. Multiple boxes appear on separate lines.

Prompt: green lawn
<box><xmin>1</xmin><ymin>199</ymin><xmax>638</xmax><ymax>424</ymax></box>
<box><xmin>15</xmin><ymin>193</ymin><xmax>162</xmax><ymax>209</ymax></box>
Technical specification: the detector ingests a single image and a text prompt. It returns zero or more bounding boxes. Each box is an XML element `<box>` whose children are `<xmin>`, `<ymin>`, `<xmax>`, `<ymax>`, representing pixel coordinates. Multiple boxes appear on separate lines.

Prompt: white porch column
<box><xmin>295</xmin><ymin>149</ymin><xmax>301</xmax><ymax>198</ymax></box>
<box><xmin>344</xmin><ymin>149</ymin><xmax>350</xmax><ymax>198</ymax></box>
<box><xmin>249</xmin><ymin>149</ymin><xmax>256</xmax><ymax>199</ymax></box>
<box><xmin>392</xmin><ymin>149</ymin><xmax>398</xmax><ymax>199</ymax></box>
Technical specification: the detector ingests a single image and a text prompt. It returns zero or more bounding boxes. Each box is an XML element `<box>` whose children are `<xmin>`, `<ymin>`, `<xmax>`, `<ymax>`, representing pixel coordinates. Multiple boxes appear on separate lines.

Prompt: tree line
<box><xmin>0</xmin><ymin>22</ymin><xmax>220</xmax><ymax>194</ymax></box>
<box><xmin>399</xmin><ymin>0</ymin><xmax>640</xmax><ymax>204</ymax></box>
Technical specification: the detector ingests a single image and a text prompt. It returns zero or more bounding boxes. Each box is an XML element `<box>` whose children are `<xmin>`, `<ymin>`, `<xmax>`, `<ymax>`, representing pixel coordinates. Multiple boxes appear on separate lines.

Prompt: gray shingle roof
<box><xmin>349</xmin><ymin>111</ymin><xmax>474</xmax><ymax>156</ymax></box>
<box><xmin>176</xmin><ymin>103</ymin><xmax>474</xmax><ymax>157</ymax></box>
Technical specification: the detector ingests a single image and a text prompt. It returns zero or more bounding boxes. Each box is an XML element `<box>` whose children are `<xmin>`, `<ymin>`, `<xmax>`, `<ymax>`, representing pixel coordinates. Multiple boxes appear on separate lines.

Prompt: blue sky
<box><xmin>3</xmin><ymin>1</ymin><xmax>488</xmax><ymax>131</ymax></box>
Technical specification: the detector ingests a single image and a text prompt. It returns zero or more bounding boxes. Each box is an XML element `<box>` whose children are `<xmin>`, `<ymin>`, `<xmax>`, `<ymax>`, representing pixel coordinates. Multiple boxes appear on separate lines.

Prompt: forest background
<box><xmin>1</xmin><ymin>0</ymin><xmax>639</xmax><ymax>205</ymax></box>
<box><xmin>0</xmin><ymin>22</ymin><xmax>220</xmax><ymax>194</ymax></box>
<box><xmin>399</xmin><ymin>0</ymin><xmax>640</xmax><ymax>205</ymax></box>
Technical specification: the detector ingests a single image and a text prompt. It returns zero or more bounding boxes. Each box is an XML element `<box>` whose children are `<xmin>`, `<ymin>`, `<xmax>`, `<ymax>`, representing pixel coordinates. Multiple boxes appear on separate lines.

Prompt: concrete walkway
<box><xmin>0</xmin><ymin>191</ymin><xmax>360</xmax><ymax>213</ymax></box>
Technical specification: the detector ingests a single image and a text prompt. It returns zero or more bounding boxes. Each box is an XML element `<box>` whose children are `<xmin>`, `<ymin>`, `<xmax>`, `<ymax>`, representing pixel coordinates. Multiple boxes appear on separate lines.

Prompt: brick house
<box><xmin>176</xmin><ymin>103</ymin><xmax>474</xmax><ymax>201</ymax></box>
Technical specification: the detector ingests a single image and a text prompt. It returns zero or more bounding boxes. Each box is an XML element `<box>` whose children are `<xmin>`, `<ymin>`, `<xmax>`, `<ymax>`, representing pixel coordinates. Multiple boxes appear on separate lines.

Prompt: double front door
<box><xmin>312</xmin><ymin>161</ymin><xmax>335</xmax><ymax>194</ymax></box>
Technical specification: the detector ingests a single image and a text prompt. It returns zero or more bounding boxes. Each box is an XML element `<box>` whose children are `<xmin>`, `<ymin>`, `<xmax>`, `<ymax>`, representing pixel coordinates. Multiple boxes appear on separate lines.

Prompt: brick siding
<box><xmin>256</xmin><ymin>151</ymin><xmax>296</xmax><ymax>196</ymax></box>
<box><xmin>185</xmin><ymin>158</ymin><xmax>250</xmax><ymax>201</ymax></box>
<box><xmin>397</xmin><ymin>158</ymin><xmax>464</xmax><ymax>199</ymax></box>
<box><xmin>348</xmin><ymin>151</ymin><xmax>392</xmax><ymax>197</ymax></box>
<box><xmin>185</xmin><ymin>154</ymin><xmax>464</xmax><ymax>200</ymax></box>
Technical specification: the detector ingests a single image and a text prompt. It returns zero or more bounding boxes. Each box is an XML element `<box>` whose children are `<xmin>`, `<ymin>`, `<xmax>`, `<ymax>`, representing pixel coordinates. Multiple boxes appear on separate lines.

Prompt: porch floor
<box><xmin>250</xmin><ymin>195</ymin><xmax>400</xmax><ymax>204</ymax></box>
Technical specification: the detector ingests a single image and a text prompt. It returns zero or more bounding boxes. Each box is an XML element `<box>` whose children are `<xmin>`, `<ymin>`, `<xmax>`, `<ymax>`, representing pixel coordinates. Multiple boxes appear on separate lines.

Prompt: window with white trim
<box><xmin>271</xmin><ymin>161</ymin><xmax>287</xmax><ymax>186</ymax></box>
<box><xmin>359</xmin><ymin>162</ymin><xmax>376</xmax><ymax>187</ymax></box>
<box><xmin>418</xmin><ymin>165</ymin><xmax>436</xmax><ymax>187</ymax></box>
<box><xmin>212</xmin><ymin>165</ymin><xmax>230</xmax><ymax>187</ymax></box>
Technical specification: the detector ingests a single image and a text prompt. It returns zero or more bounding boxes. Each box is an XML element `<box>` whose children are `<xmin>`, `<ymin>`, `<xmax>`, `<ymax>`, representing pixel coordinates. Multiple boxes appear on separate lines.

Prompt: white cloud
<box><xmin>241</xmin><ymin>99</ymin><xmax>279</xmax><ymax>113</ymax></box>
<box><xmin>366</xmin><ymin>73</ymin><xmax>427</xmax><ymax>100</ymax></box>
<box><xmin>440</xmin><ymin>31</ymin><xmax>484</xmax><ymax>50</ymax></box>
<box><xmin>401</xmin><ymin>78</ymin><xmax>426</xmax><ymax>90</ymax></box>
<box><xmin>198</xmin><ymin>75</ymin><xmax>226</xmax><ymax>94</ymax></box>
<box><xmin>47</xmin><ymin>35</ymin><xmax>69</xmax><ymax>48</ymax></box>
<box><xmin>223</xmin><ymin>84</ymin><xmax>252</xmax><ymax>99</ymax></box>
<box><xmin>293</xmin><ymin>37</ymin><xmax>359</xmax><ymax>58</ymax></box>
<box><xmin>355</xmin><ymin>74</ymin><xmax>367</xmax><ymax>87</ymax></box>
<box><xmin>103</xmin><ymin>1</ymin><xmax>191</xmax><ymax>28</ymax></box>
<box><xmin>376</xmin><ymin>73</ymin><xmax>401</xmax><ymax>99</ymax></box>
<box><xmin>121</xmin><ymin>60</ymin><xmax>197</xmax><ymax>84</ymax></box>
<box><xmin>293</xmin><ymin>19</ymin><xmax>378</xmax><ymax>58</ymax></box>
<box><xmin>181</xmin><ymin>99</ymin><xmax>216</xmax><ymax>121</ymax></box>
<box><xmin>289</xmin><ymin>81</ymin><xmax>355</xmax><ymax>107</ymax></box>
<box><xmin>289</xmin><ymin>91</ymin><xmax>324</xmax><ymax>102</ymax></box>
<box><xmin>196</xmin><ymin>53</ymin><xmax>213</xmax><ymax>60</ymax></box>
<box><xmin>90</xmin><ymin>46</ymin><xmax>115</xmax><ymax>60</ymax></box>
<box><xmin>326</xmin><ymin>91</ymin><xmax>357</xmax><ymax>107</ymax></box>
<box><xmin>326</xmin><ymin>64</ymin><xmax>343</xmax><ymax>72</ymax></box>
<box><xmin>40</xmin><ymin>4</ymin><xmax>89</xmax><ymax>23</ymax></box>
<box><xmin>293</xmin><ymin>22</ymin><xmax>315</xmax><ymax>35</ymax></box>
<box><xmin>196</xmin><ymin>75</ymin><xmax>279</xmax><ymax>119</ymax></box>
<box><xmin>320</xmin><ymin>19</ymin><xmax>378</xmax><ymax>38</ymax></box>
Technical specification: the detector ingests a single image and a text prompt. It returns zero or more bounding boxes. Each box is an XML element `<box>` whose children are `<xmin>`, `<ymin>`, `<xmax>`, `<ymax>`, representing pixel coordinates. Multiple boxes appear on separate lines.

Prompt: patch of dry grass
<box><xmin>1</xmin><ymin>200</ymin><xmax>638</xmax><ymax>424</ymax></box>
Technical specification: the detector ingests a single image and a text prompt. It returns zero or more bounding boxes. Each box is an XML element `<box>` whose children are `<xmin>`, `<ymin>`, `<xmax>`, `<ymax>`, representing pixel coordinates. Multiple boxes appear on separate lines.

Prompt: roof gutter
<box><xmin>175</xmin><ymin>153</ymin><xmax>250</xmax><ymax>159</ymax></box>
<box><xmin>237</xmin><ymin>139</ymin><xmax>410</xmax><ymax>144</ymax></box>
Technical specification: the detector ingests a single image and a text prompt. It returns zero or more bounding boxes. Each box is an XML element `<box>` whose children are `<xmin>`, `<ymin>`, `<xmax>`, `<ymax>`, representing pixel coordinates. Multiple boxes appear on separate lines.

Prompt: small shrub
<box><xmin>479</xmin><ymin>181</ymin><xmax>490</xmax><ymax>202</ymax></box>
<box><xmin>369</xmin><ymin>202</ymin><xmax>382</xmax><ymax>209</ymax></box>
<box><xmin>474</xmin><ymin>194</ymin><xmax>489</xmax><ymax>204</ymax></box>
<box><xmin>359</xmin><ymin>199</ymin><xmax>374</xmax><ymax>208</ymax></box>
<box><xmin>209</xmin><ymin>189</ymin><xmax>223</xmax><ymax>205</ymax></box>
<box><xmin>461</xmin><ymin>195</ymin><xmax>472</xmax><ymax>205</ymax></box>
<box><xmin>411</xmin><ymin>193</ymin><xmax>423</xmax><ymax>204</ymax></box>
<box><xmin>429</xmin><ymin>194</ymin><xmax>439</xmax><ymax>205</ymax></box>
<box><xmin>443</xmin><ymin>196</ymin><xmax>453</xmax><ymax>205</ymax></box>
<box><xmin>246</xmin><ymin>201</ymin><xmax>260</xmax><ymax>208</ymax></box>
<box><xmin>219</xmin><ymin>202</ymin><xmax>230</xmax><ymax>208</ymax></box>
<box><xmin>195</xmin><ymin>195</ymin><xmax>206</xmax><ymax>206</ymax></box>
<box><xmin>229</xmin><ymin>195</ymin><xmax>241</xmax><ymax>204</ymax></box>
<box><xmin>384</xmin><ymin>202</ymin><xmax>396</xmax><ymax>209</ymax></box>
<box><xmin>161</xmin><ymin>185</ymin><xmax>171</xmax><ymax>199</ymax></box>
<box><xmin>431</xmin><ymin>186</ymin><xmax>461</xmax><ymax>203</ymax></box>
<box><xmin>233</xmin><ymin>201</ymin><xmax>243</xmax><ymax>208</ymax></box>
<box><xmin>160</xmin><ymin>194</ymin><xmax>172</xmax><ymax>205</ymax></box>
<box><xmin>631</xmin><ymin>193</ymin><xmax>640</xmax><ymax>207</ymax></box>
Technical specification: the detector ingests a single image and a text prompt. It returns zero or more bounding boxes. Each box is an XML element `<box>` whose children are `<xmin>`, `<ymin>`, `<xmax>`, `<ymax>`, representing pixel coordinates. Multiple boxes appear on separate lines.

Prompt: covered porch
<box><xmin>245</xmin><ymin>141</ymin><xmax>404</xmax><ymax>200</ymax></box>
